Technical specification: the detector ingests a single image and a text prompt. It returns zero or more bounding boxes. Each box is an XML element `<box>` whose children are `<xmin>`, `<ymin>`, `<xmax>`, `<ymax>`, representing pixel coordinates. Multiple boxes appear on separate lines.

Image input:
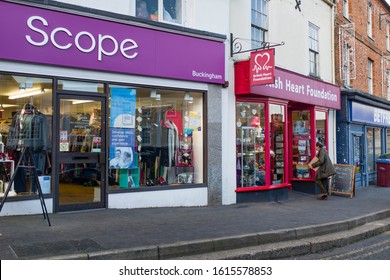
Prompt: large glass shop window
<box><xmin>0</xmin><ymin>74</ymin><xmax>53</xmax><ymax>196</ymax></box>
<box><xmin>269</xmin><ymin>104</ymin><xmax>285</xmax><ymax>185</ymax></box>
<box><xmin>315</xmin><ymin>111</ymin><xmax>326</xmax><ymax>145</ymax></box>
<box><xmin>236</xmin><ymin>102</ymin><xmax>266</xmax><ymax>188</ymax></box>
<box><xmin>108</xmin><ymin>86</ymin><xmax>203</xmax><ymax>190</ymax></box>
<box><xmin>292</xmin><ymin>110</ymin><xmax>312</xmax><ymax>179</ymax></box>
<box><xmin>366</xmin><ymin>127</ymin><xmax>382</xmax><ymax>173</ymax></box>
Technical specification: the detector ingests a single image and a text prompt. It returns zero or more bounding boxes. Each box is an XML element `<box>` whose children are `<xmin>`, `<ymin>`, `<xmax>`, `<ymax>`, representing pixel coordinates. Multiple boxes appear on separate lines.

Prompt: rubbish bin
<box><xmin>376</xmin><ymin>154</ymin><xmax>390</xmax><ymax>187</ymax></box>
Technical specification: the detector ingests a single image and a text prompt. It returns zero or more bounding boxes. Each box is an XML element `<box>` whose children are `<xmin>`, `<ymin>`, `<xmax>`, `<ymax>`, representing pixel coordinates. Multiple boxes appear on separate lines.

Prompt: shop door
<box><xmin>56</xmin><ymin>95</ymin><xmax>106</xmax><ymax>211</ymax></box>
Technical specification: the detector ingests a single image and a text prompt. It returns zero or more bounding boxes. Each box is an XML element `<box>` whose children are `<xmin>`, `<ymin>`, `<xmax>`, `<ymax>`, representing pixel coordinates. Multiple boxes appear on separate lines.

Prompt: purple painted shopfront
<box><xmin>0</xmin><ymin>1</ymin><xmax>225</xmax><ymax>84</ymax></box>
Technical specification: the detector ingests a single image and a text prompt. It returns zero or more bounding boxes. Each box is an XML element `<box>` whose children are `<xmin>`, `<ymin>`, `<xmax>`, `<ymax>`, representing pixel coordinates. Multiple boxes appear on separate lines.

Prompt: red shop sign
<box><xmin>249</xmin><ymin>48</ymin><xmax>275</xmax><ymax>86</ymax></box>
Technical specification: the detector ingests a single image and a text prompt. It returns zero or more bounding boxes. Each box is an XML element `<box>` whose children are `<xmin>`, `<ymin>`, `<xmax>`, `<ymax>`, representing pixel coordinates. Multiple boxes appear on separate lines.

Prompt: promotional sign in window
<box><xmin>109</xmin><ymin>88</ymin><xmax>136</xmax><ymax>169</ymax></box>
<box><xmin>250</xmin><ymin>49</ymin><xmax>275</xmax><ymax>86</ymax></box>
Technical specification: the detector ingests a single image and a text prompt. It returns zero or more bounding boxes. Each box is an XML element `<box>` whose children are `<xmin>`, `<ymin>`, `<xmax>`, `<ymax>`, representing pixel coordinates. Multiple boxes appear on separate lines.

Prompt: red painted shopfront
<box><xmin>234</xmin><ymin>60</ymin><xmax>340</xmax><ymax>202</ymax></box>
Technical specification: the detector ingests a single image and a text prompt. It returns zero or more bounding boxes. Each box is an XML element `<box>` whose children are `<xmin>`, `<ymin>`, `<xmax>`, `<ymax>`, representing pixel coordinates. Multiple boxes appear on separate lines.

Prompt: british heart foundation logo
<box><xmin>250</xmin><ymin>48</ymin><xmax>275</xmax><ymax>86</ymax></box>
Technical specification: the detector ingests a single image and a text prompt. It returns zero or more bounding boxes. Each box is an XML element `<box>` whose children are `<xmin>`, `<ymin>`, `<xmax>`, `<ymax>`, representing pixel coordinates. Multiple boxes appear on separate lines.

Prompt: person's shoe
<box><xmin>317</xmin><ymin>194</ymin><xmax>327</xmax><ymax>200</ymax></box>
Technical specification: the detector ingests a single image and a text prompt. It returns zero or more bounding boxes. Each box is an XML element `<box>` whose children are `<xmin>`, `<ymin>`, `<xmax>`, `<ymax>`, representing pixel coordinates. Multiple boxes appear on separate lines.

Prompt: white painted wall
<box><xmin>230</xmin><ymin>0</ymin><xmax>334</xmax><ymax>84</ymax></box>
<box><xmin>228</xmin><ymin>0</ymin><xmax>337</xmax><ymax>193</ymax></box>
<box><xmin>0</xmin><ymin>198</ymin><xmax>53</xmax><ymax>216</ymax></box>
<box><xmin>108</xmin><ymin>187</ymin><xmax>208</xmax><ymax>208</ymax></box>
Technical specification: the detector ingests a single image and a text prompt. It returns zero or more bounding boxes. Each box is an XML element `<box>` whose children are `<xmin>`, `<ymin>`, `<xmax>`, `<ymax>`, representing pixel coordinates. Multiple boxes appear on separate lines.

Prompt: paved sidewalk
<box><xmin>1</xmin><ymin>185</ymin><xmax>390</xmax><ymax>260</ymax></box>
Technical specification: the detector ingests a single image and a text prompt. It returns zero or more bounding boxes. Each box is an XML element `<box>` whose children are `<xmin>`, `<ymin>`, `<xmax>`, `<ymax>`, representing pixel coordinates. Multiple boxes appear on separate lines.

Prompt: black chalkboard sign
<box><xmin>330</xmin><ymin>164</ymin><xmax>356</xmax><ymax>198</ymax></box>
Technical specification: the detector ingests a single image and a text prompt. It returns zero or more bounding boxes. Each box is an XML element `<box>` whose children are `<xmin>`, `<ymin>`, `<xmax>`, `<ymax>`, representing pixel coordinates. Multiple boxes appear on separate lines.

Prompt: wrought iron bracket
<box><xmin>230</xmin><ymin>33</ymin><xmax>285</xmax><ymax>57</ymax></box>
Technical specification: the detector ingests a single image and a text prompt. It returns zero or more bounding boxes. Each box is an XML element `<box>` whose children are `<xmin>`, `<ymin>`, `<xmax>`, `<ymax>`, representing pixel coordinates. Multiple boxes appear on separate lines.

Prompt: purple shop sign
<box><xmin>253</xmin><ymin>67</ymin><xmax>341</xmax><ymax>109</ymax></box>
<box><xmin>0</xmin><ymin>1</ymin><xmax>225</xmax><ymax>84</ymax></box>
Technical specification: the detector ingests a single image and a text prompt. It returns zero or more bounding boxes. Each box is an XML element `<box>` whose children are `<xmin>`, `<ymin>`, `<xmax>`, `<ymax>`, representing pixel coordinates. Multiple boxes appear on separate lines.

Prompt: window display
<box><xmin>0</xmin><ymin>74</ymin><xmax>53</xmax><ymax>196</ymax></box>
<box><xmin>236</xmin><ymin>102</ymin><xmax>266</xmax><ymax>188</ymax></box>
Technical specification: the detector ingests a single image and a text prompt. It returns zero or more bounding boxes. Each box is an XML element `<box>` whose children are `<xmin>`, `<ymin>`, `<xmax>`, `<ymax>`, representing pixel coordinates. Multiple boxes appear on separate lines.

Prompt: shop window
<box><xmin>366</xmin><ymin>127</ymin><xmax>382</xmax><ymax>172</ymax></box>
<box><xmin>343</xmin><ymin>0</ymin><xmax>349</xmax><ymax>19</ymax></box>
<box><xmin>236</xmin><ymin>102</ymin><xmax>266</xmax><ymax>188</ymax></box>
<box><xmin>387</xmin><ymin>129</ymin><xmax>390</xmax><ymax>153</ymax></box>
<box><xmin>292</xmin><ymin>110</ymin><xmax>311</xmax><ymax>179</ymax></box>
<box><xmin>315</xmin><ymin>111</ymin><xmax>326</xmax><ymax>145</ymax></box>
<box><xmin>269</xmin><ymin>104</ymin><xmax>285</xmax><ymax>185</ymax></box>
<box><xmin>0</xmin><ymin>74</ymin><xmax>53</xmax><ymax>196</ymax></box>
<box><xmin>136</xmin><ymin>0</ymin><xmax>183</xmax><ymax>24</ymax></box>
<box><xmin>108</xmin><ymin>86</ymin><xmax>203</xmax><ymax>190</ymax></box>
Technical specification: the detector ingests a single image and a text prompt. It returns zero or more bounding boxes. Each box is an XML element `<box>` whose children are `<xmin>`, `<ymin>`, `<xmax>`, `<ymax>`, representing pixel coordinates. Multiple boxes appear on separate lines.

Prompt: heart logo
<box><xmin>252</xmin><ymin>52</ymin><xmax>272</xmax><ymax>73</ymax></box>
<box><xmin>240</xmin><ymin>111</ymin><xmax>246</xmax><ymax>117</ymax></box>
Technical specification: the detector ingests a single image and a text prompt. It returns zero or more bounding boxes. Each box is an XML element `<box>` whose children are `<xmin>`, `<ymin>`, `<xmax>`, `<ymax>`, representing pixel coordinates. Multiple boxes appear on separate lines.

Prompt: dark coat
<box><xmin>312</xmin><ymin>147</ymin><xmax>336</xmax><ymax>179</ymax></box>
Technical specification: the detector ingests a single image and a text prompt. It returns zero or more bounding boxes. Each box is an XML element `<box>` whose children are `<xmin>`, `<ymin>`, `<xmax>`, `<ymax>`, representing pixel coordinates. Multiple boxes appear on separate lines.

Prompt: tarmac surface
<box><xmin>1</xmin><ymin>185</ymin><xmax>390</xmax><ymax>260</ymax></box>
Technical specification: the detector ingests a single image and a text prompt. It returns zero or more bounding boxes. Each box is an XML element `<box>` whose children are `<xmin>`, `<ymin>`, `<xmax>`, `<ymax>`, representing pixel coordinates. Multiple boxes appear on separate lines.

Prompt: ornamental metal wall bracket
<box><xmin>230</xmin><ymin>33</ymin><xmax>285</xmax><ymax>57</ymax></box>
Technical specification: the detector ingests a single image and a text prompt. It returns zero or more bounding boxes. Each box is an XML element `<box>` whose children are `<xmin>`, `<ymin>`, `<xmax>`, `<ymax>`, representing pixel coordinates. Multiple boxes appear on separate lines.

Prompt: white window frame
<box><xmin>368</xmin><ymin>59</ymin><xmax>373</xmax><ymax>94</ymax></box>
<box><xmin>251</xmin><ymin>0</ymin><xmax>269</xmax><ymax>49</ymax></box>
<box><xmin>136</xmin><ymin>0</ymin><xmax>184</xmax><ymax>25</ymax></box>
<box><xmin>309</xmin><ymin>23</ymin><xmax>320</xmax><ymax>77</ymax></box>
<box><xmin>367</xmin><ymin>3</ymin><xmax>373</xmax><ymax>38</ymax></box>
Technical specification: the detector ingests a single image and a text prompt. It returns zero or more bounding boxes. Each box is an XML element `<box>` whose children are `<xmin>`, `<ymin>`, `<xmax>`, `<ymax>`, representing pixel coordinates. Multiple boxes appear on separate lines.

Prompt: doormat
<box><xmin>10</xmin><ymin>239</ymin><xmax>104</xmax><ymax>259</ymax></box>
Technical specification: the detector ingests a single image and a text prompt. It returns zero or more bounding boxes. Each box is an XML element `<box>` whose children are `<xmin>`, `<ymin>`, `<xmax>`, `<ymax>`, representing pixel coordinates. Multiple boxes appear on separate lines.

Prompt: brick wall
<box><xmin>335</xmin><ymin>0</ymin><xmax>390</xmax><ymax>99</ymax></box>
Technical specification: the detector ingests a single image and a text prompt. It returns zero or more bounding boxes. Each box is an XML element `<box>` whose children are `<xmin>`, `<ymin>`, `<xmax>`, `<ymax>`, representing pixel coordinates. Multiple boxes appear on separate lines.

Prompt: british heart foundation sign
<box><xmin>250</xmin><ymin>49</ymin><xmax>275</xmax><ymax>86</ymax></box>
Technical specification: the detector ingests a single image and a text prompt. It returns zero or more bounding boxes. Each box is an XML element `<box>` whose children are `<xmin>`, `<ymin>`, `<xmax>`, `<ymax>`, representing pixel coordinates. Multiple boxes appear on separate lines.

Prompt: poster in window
<box><xmin>110</xmin><ymin>88</ymin><xmax>136</xmax><ymax>128</ymax></box>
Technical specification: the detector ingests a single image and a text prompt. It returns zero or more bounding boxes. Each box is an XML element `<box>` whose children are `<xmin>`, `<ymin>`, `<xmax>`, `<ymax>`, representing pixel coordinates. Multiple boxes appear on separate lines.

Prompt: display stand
<box><xmin>0</xmin><ymin>147</ymin><xmax>51</xmax><ymax>226</ymax></box>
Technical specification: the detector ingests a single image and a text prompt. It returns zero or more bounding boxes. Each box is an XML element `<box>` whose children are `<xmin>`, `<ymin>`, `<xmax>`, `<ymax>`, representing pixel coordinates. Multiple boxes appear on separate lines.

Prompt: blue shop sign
<box><xmin>350</xmin><ymin>102</ymin><xmax>390</xmax><ymax>127</ymax></box>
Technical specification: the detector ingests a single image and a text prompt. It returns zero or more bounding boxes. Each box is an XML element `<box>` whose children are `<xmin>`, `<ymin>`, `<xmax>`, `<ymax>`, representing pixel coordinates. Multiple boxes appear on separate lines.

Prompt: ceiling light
<box><xmin>9</xmin><ymin>88</ymin><xmax>45</xmax><ymax>100</ymax></box>
<box><xmin>0</xmin><ymin>104</ymin><xmax>4</xmax><ymax>112</ymax></box>
<box><xmin>150</xmin><ymin>89</ymin><xmax>157</xmax><ymax>98</ymax></box>
<box><xmin>72</xmin><ymin>100</ymin><xmax>94</xmax><ymax>105</ymax></box>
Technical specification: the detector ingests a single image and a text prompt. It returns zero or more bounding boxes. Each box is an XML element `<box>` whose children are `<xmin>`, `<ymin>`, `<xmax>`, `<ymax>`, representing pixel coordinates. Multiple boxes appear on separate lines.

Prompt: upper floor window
<box><xmin>368</xmin><ymin>59</ymin><xmax>373</xmax><ymax>94</ymax></box>
<box><xmin>136</xmin><ymin>0</ymin><xmax>182</xmax><ymax>24</ymax></box>
<box><xmin>367</xmin><ymin>3</ymin><xmax>373</xmax><ymax>38</ymax></box>
<box><xmin>251</xmin><ymin>0</ymin><xmax>269</xmax><ymax>49</ymax></box>
<box><xmin>309</xmin><ymin>23</ymin><xmax>319</xmax><ymax>77</ymax></box>
<box><xmin>343</xmin><ymin>0</ymin><xmax>349</xmax><ymax>19</ymax></box>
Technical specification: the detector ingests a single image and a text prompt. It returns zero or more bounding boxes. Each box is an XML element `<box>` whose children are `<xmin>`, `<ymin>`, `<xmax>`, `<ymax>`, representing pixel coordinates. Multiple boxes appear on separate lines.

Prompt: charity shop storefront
<box><xmin>234</xmin><ymin>59</ymin><xmax>340</xmax><ymax>202</ymax></box>
<box><xmin>336</xmin><ymin>89</ymin><xmax>390</xmax><ymax>187</ymax></box>
<box><xmin>0</xmin><ymin>1</ymin><xmax>225</xmax><ymax>215</ymax></box>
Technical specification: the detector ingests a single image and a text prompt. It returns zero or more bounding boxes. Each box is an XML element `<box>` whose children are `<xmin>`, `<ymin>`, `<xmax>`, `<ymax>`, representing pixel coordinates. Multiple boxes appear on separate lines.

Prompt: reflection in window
<box><xmin>316</xmin><ymin>111</ymin><xmax>326</xmax><ymax>145</ymax></box>
<box><xmin>136</xmin><ymin>0</ymin><xmax>182</xmax><ymax>24</ymax></box>
<box><xmin>108</xmin><ymin>86</ymin><xmax>203</xmax><ymax>190</ymax></box>
<box><xmin>0</xmin><ymin>74</ymin><xmax>53</xmax><ymax>196</ymax></box>
<box><xmin>236</xmin><ymin>102</ymin><xmax>266</xmax><ymax>187</ymax></box>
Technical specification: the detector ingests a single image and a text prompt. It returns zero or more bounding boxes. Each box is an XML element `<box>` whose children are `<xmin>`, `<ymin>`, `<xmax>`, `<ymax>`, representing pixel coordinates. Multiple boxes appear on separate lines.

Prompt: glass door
<box><xmin>56</xmin><ymin>95</ymin><xmax>106</xmax><ymax>211</ymax></box>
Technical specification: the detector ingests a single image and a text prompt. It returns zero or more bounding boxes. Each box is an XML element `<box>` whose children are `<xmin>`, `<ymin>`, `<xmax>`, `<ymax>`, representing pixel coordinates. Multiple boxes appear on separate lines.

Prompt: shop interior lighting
<box><xmin>9</xmin><ymin>88</ymin><xmax>45</xmax><ymax>100</ymax></box>
<box><xmin>184</xmin><ymin>91</ymin><xmax>193</xmax><ymax>103</ymax></box>
<box><xmin>0</xmin><ymin>104</ymin><xmax>4</xmax><ymax>112</ymax></box>
<box><xmin>72</xmin><ymin>100</ymin><xmax>94</xmax><ymax>105</ymax></box>
<box><xmin>155</xmin><ymin>94</ymin><xmax>161</xmax><ymax>101</ymax></box>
